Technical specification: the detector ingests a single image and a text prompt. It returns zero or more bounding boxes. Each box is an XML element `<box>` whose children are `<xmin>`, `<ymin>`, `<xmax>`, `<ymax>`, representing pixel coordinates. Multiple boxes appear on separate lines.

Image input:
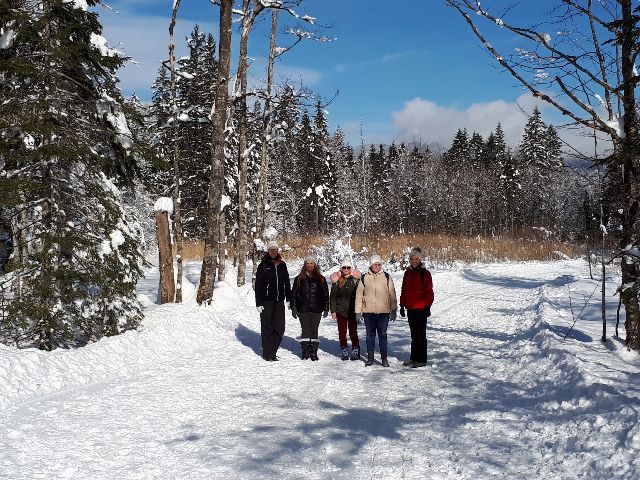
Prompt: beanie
<box><xmin>266</xmin><ymin>240</ymin><xmax>278</xmax><ymax>250</ymax></box>
<box><xmin>340</xmin><ymin>257</ymin><xmax>353</xmax><ymax>268</ymax></box>
<box><xmin>369</xmin><ymin>254</ymin><xmax>383</xmax><ymax>266</ymax></box>
<box><xmin>304</xmin><ymin>255</ymin><xmax>317</xmax><ymax>264</ymax></box>
<box><xmin>410</xmin><ymin>247</ymin><xmax>423</xmax><ymax>259</ymax></box>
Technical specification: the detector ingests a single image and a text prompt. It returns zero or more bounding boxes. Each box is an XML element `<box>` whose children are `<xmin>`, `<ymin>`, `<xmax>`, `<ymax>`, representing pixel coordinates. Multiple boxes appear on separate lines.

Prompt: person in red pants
<box><xmin>329</xmin><ymin>257</ymin><xmax>361</xmax><ymax>360</ymax></box>
<box><xmin>399</xmin><ymin>247</ymin><xmax>434</xmax><ymax>368</ymax></box>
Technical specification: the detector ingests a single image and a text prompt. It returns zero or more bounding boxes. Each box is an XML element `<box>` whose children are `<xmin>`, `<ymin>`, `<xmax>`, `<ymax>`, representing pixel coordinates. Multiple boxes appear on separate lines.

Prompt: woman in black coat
<box><xmin>291</xmin><ymin>255</ymin><xmax>329</xmax><ymax>361</ymax></box>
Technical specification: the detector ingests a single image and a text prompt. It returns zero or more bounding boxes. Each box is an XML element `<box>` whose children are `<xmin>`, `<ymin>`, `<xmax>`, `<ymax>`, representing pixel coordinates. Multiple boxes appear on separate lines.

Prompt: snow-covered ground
<box><xmin>1</xmin><ymin>259</ymin><xmax>639</xmax><ymax>479</ymax></box>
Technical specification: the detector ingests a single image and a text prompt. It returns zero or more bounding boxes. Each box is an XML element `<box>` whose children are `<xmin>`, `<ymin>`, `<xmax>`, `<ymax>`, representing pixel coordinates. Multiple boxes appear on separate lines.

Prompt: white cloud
<box><xmin>391</xmin><ymin>93</ymin><xmax>613</xmax><ymax>157</ymax></box>
<box><xmin>392</xmin><ymin>94</ymin><xmax>547</xmax><ymax>148</ymax></box>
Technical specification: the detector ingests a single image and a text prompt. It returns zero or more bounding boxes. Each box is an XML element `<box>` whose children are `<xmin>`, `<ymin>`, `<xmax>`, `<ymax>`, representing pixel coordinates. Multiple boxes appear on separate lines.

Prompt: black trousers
<box><xmin>298</xmin><ymin>311</ymin><xmax>321</xmax><ymax>341</ymax></box>
<box><xmin>407</xmin><ymin>308</ymin><xmax>428</xmax><ymax>363</ymax></box>
<box><xmin>260</xmin><ymin>301</ymin><xmax>285</xmax><ymax>358</ymax></box>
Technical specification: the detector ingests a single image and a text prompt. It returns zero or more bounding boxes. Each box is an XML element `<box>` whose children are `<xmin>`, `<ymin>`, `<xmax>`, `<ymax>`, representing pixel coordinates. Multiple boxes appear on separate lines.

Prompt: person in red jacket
<box><xmin>399</xmin><ymin>247</ymin><xmax>434</xmax><ymax>367</ymax></box>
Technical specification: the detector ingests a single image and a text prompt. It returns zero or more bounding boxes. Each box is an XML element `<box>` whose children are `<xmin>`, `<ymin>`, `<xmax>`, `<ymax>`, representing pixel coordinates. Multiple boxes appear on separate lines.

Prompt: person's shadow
<box><xmin>235</xmin><ymin>323</ymin><xmax>300</xmax><ymax>358</ymax></box>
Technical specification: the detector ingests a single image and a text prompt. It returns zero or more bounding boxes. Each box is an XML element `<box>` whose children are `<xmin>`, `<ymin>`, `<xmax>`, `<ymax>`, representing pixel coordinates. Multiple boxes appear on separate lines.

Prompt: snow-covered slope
<box><xmin>1</xmin><ymin>260</ymin><xmax>639</xmax><ymax>479</ymax></box>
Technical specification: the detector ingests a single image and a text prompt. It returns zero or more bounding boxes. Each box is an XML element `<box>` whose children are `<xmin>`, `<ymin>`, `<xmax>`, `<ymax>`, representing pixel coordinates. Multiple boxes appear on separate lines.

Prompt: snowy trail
<box><xmin>1</xmin><ymin>260</ymin><xmax>640</xmax><ymax>479</ymax></box>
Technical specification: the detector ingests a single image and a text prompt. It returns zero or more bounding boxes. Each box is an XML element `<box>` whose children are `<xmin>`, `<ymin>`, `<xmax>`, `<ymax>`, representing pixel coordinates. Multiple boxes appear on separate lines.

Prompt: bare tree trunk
<box><xmin>252</xmin><ymin>8</ymin><xmax>278</xmax><ymax>287</ymax></box>
<box><xmin>197</xmin><ymin>0</ymin><xmax>233</xmax><ymax>305</ymax></box>
<box><xmin>619</xmin><ymin>0</ymin><xmax>640</xmax><ymax>350</ymax></box>
<box><xmin>601</xmin><ymin>200</ymin><xmax>606</xmax><ymax>342</ymax></box>
<box><xmin>169</xmin><ymin>0</ymin><xmax>184</xmax><ymax>303</ymax></box>
<box><xmin>218</xmin><ymin>219</ymin><xmax>227</xmax><ymax>282</ymax></box>
<box><xmin>155</xmin><ymin>210</ymin><xmax>175</xmax><ymax>304</ymax></box>
<box><xmin>236</xmin><ymin>0</ymin><xmax>264</xmax><ymax>287</ymax></box>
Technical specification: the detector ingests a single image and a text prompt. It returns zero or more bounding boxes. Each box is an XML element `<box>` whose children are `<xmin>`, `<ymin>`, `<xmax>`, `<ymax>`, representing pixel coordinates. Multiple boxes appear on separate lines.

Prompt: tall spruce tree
<box><xmin>267</xmin><ymin>86</ymin><xmax>302</xmax><ymax>233</ymax></box>
<box><xmin>311</xmin><ymin>101</ymin><xmax>337</xmax><ymax>233</ymax></box>
<box><xmin>148</xmin><ymin>65</ymin><xmax>173</xmax><ymax>197</ymax></box>
<box><xmin>177</xmin><ymin>27</ymin><xmax>218</xmax><ymax>238</ymax></box>
<box><xmin>0</xmin><ymin>0</ymin><xmax>143</xmax><ymax>349</ymax></box>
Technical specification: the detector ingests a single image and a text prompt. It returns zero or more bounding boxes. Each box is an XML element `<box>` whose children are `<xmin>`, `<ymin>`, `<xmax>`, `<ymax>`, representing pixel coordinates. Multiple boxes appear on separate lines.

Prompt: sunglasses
<box><xmin>341</xmin><ymin>266</ymin><xmax>352</xmax><ymax>270</ymax></box>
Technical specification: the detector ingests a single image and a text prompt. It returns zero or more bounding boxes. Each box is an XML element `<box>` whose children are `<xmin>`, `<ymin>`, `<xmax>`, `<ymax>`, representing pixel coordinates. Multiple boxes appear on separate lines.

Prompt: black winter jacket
<box><xmin>255</xmin><ymin>254</ymin><xmax>291</xmax><ymax>306</ymax></box>
<box><xmin>330</xmin><ymin>276</ymin><xmax>358</xmax><ymax>319</ymax></box>
<box><xmin>292</xmin><ymin>273</ymin><xmax>330</xmax><ymax>314</ymax></box>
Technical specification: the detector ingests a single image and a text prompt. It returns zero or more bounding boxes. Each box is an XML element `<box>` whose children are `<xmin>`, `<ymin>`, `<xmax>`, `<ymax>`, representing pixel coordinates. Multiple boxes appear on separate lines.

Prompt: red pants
<box><xmin>336</xmin><ymin>314</ymin><xmax>360</xmax><ymax>348</ymax></box>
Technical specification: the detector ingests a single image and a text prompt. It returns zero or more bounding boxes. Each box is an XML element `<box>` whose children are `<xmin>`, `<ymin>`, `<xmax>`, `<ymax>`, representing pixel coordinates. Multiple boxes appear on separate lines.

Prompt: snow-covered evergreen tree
<box><xmin>311</xmin><ymin>101</ymin><xmax>337</xmax><ymax>233</ymax></box>
<box><xmin>177</xmin><ymin>27</ymin><xmax>218</xmax><ymax>238</ymax></box>
<box><xmin>0</xmin><ymin>0</ymin><xmax>143</xmax><ymax>349</ymax></box>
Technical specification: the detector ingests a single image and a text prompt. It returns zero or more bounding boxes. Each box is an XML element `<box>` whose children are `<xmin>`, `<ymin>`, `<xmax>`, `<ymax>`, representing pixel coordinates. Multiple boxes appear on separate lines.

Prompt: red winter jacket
<box><xmin>400</xmin><ymin>266</ymin><xmax>434</xmax><ymax>310</ymax></box>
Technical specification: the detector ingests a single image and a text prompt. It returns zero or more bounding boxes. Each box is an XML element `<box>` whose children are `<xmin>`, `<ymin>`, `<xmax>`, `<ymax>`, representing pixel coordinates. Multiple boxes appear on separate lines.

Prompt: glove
<box><xmin>355</xmin><ymin>313</ymin><xmax>362</xmax><ymax>323</ymax></box>
<box><xmin>389</xmin><ymin>309</ymin><xmax>397</xmax><ymax>322</ymax></box>
<box><xmin>400</xmin><ymin>306</ymin><xmax>406</xmax><ymax>318</ymax></box>
<box><xmin>425</xmin><ymin>306</ymin><xmax>431</xmax><ymax>318</ymax></box>
<box><xmin>256</xmin><ymin>306</ymin><xmax>264</xmax><ymax>314</ymax></box>
<box><xmin>323</xmin><ymin>310</ymin><xmax>328</xmax><ymax>318</ymax></box>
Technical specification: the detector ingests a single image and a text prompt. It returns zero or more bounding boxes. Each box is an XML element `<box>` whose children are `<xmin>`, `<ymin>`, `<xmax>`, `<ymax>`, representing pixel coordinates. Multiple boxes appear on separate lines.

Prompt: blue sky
<box><xmin>99</xmin><ymin>1</ymin><xmax>591</xmax><ymax>150</ymax></box>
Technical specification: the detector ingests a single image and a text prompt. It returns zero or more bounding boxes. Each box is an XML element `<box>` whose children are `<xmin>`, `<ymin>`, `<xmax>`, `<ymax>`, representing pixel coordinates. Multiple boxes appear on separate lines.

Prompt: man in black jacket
<box><xmin>255</xmin><ymin>240</ymin><xmax>291</xmax><ymax>361</ymax></box>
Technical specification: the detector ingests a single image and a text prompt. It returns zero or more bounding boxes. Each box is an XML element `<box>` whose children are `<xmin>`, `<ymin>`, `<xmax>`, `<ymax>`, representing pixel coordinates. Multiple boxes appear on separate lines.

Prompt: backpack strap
<box><xmin>362</xmin><ymin>271</ymin><xmax>390</xmax><ymax>286</ymax></box>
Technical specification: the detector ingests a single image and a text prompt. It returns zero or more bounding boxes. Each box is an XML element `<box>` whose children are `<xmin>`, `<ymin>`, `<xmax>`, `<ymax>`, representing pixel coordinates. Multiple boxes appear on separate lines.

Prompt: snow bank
<box><xmin>0</xmin><ymin>279</ymin><xmax>249</xmax><ymax>416</ymax></box>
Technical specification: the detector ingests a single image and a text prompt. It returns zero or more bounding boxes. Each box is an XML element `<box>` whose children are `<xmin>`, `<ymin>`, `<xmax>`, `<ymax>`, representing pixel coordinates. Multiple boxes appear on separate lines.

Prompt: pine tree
<box><xmin>0</xmin><ymin>0</ymin><xmax>143</xmax><ymax>349</ymax></box>
<box><xmin>468</xmin><ymin>131</ymin><xmax>484</xmax><ymax>170</ymax></box>
<box><xmin>148</xmin><ymin>65</ymin><xmax>173</xmax><ymax>197</ymax></box>
<box><xmin>311</xmin><ymin>100</ymin><xmax>337</xmax><ymax>233</ymax></box>
<box><xmin>329</xmin><ymin>126</ymin><xmax>355</xmax><ymax>232</ymax></box>
<box><xmin>267</xmin><ymin>86</ymin><xmax>303</xmax><ymax>234</ymax></box>
<box><xmin>444</xmin><ymin>128</ymin><xmax>470</xmax><ymax>170</ymax></box>
<box><xmin>177</xmin><ymin>27</ymin><xmax>218</xmax><ymax>238</ymax></box>
<box><xmin>519</xmin><ymin>107</ymin><xmax>549</xmax><ymax>170</ymax></box>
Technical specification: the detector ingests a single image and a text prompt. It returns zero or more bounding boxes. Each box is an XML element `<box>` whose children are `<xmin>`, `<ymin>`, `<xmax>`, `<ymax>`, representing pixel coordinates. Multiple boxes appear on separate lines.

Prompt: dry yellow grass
<box><xmin>177</xmin><ymin>234</ymin><xmax>582</xmax><ymax>264</ymax></box>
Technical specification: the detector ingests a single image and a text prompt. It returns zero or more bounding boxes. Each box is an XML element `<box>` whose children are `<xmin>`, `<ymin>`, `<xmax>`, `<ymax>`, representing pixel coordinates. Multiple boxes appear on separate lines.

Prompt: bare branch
<box><xmin>446</xmin><ymin>1</ymin><xmax>620</xmax><ymax>139</ymax></box>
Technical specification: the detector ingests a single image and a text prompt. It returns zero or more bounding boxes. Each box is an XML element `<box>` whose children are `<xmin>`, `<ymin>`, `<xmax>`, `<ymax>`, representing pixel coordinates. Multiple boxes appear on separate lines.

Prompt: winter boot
<box><xmin>310</xmin><ymin>341</ymin><xmax>319</xmax><ymax>361</ymax></box>
<box><xmin>341</xmin><ymin>347</ymin><xmax>349</xmax><ymax>361</ymax></box>
<box><xmin>381</xmin><ymin>355</ymin><xmax>390</xmax><ymax>367</ymax></box>
<box><xmin>300</xmin><ymin>341</ymin><xmax>310</xmax><ymax>360</ymax></box>
<box><xmin>365</xmin><ymin>352</ymin><xmax>374</xmax><ymax>366</ymax></box>
<box><xmin>350</xmin><ymin>347</ymin><xmax>360</xmax><ymax>361</ymax></box>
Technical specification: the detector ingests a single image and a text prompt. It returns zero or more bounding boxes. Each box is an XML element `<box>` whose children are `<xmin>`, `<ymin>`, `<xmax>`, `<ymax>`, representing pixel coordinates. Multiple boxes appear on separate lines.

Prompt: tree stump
<box><xmin>155</xmin><ymin>210</ymin><xmax>175</xmax><ymax>304</ymax></box>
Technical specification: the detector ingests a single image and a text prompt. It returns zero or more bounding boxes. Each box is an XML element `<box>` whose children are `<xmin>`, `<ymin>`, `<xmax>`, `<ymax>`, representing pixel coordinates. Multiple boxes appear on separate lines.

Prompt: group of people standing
<box><xmin>254</xmin><ymin>241</ymin><xmax>434</xmax><ymax>368</ymax></box>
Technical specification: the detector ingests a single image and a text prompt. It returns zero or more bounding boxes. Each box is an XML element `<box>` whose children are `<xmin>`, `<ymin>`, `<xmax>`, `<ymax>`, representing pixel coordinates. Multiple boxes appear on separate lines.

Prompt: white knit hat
<box><xmin>304</xmin><ymin>255</ymin><xmax>317</xmax><ymax>264</ymax></box>
<box><xmin>266</xmin><ymin>240</ymin><xmax>278</xmax><ymax>250</ymax></box>
<box><xmin>340</xmin><ymin>257</ymin><xmax>353</xmax><ymax>268</ymax></box>
<box><xmin>410</xmin><ymin>247</ymin><xmax>423</xmax><ymax>259</ymax></box>
<box><xmin>370</xmin><ymin>254</ymin><xmax>383</xmax><ymax>266</ymax></box>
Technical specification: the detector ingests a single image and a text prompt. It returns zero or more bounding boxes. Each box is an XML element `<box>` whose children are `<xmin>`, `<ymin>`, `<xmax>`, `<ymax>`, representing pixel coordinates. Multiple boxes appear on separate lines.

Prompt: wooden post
<box><xmin>155</xmin><ymin>210</ymin><xmax>175</xmax><ymax>304</ymax></box>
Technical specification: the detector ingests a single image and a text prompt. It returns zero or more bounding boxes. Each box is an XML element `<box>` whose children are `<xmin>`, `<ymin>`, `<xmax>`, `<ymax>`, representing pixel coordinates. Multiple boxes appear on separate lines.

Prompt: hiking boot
<box><xmin>309</xmin><ymin>341</ymin><xmax>319</xmax><ymax>361</ymax></box>
<box><xmin>381</xmin><ymin>356</ymin><xmax>390</xmax><ymax>368</ymax></box>
<box><xmin>365</xmin><ymin>352</ymin><xmax>374</xmax><ymax>366</ymax></box>
<box><xmin>410</xmin><ymin>362</ymin><xmax>427</xmax><ymax>368</ymax></box>
<box><xmin>350</xmin><ymin>347</ymin><xmax>360</xmax><ymax>361</ymax></box>
<box><xmin>341</xmin><ymin>347</ymin><xmax>349</xmax><ymax>361</ymax></box>
<box><xmin>402</xmin><ymin>359</ymin><xmax>416</xmax><ymax>366</ymax></box>
<box><xmin>301</xmin><ymin>341</ymin><xmax>310</xmax><ymax>360</ymax></box>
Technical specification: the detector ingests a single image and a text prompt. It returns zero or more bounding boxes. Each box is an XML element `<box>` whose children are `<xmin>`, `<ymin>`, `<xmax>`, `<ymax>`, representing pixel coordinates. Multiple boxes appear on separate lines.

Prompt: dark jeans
<box><xmin>260</xmin><ymin>301</ymin><xmax>285</xmax><ymax>358</ymax></box>
<box><xmin>364</xmin><ymin>313</ymin><xmax>389</xmax><ymax>355</ymax></box>
<box><xmin>298</xmin><ymin>311</ymin><xmax>321</xmax><ymax>340</ymax></box>
<box><xmin>336</xmin><ymin>314</ymin><xmax>359</xmax><ymax>348</ymax></box>
<box><xmin>408</xmin><ymin>308</ymin><xmax>428</xmax><ymax>363</ymax></box>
